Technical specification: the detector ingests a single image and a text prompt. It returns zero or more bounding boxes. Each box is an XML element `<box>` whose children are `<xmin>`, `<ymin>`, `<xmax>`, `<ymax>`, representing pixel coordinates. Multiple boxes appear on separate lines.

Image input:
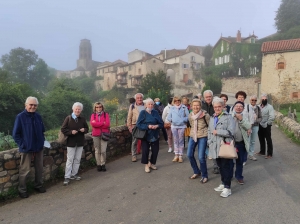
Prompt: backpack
<box><xmin>247</xmin><ymin>104</ymin><xmax>260</xmax><ymax>113</ymax></box>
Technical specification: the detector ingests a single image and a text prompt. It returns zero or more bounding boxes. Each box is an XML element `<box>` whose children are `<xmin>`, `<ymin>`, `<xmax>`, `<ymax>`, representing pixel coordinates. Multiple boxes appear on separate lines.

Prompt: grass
<box><xmin>278</xmin><ymin>103</ymin><xmax>300</xmax><ymax>122</ymax></box>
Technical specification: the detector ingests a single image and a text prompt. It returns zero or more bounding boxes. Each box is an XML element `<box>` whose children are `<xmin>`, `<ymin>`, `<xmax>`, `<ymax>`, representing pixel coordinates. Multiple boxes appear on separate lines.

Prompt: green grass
<box><xmin>278</xmin><ymin>103</ymin><xmax>300</xmax><ymax>122</ymax></box>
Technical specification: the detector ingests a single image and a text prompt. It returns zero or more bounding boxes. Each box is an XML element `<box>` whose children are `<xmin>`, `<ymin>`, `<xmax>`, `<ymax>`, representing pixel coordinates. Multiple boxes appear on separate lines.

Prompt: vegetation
<box><xmin>275</xmin><ymin>0</ymin><xmax>300</xmax><ymax>33</ymax></box>
<box><xmin>202</xmin><ymin>75</ymin><xmax>222</xmax><ymax>95</ymax></box>
<box><xmin>278</xmin><ymin>103</ymin><xmax>300</xmax><ymax>122</ymax></box>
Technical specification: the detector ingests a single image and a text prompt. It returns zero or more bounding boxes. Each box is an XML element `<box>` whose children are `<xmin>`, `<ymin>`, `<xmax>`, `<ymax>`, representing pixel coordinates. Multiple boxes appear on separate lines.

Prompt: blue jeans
<box><xmin>249</xmin><ymin>125</ymin><xmax>259</xmax><ymax>156</ymax></box>
<box><xmin>235</xmin><ymin>141</ymin><xmax>247</xmax><ymax>180</ymax></box>
<box><xmin>187</xmin><ymin>137</ymin><xmax>208</xmax><ymax>178</ymax></box>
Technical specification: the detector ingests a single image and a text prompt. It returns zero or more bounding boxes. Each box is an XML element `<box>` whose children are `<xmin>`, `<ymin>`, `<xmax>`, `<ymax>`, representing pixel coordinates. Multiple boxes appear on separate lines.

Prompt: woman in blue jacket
<box><xmin>136</xmin><ymin>98</ymin><xmax>164</xmax><ymax>173</ymax></box>
<box><xmin>166</xmin><ymin>96</ymin><xmax>189</xmax><ymax>163</ymax></box>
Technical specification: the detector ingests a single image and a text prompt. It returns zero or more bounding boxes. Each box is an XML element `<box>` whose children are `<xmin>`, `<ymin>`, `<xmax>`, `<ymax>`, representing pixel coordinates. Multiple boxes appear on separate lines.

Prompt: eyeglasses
<box><xmin>251</xmin><ymin>100</ymin><xmax>257</xmax><ymax>102</ymax></box>
<box><xmin>95</xmin><ymin>106</ymin><xmax>102</xmax><ymax>108</ymax></box>
<box><xmin>174</xmin><ymin>100</ymin><xmax>181</xmax><ymax>102</ymax></box>
<box><xmin>29</xmin><ymin>104</ymin><xmax>38</xmax><ymax>107</ymax></box>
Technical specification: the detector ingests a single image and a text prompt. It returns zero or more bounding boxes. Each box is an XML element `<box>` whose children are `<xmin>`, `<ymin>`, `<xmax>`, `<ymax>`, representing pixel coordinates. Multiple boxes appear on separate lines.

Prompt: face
<box><xmin>234</xmin><ymin>103</ymin><xmax>244</xmax><ymax>113</ymax></box>
<box><xmin>73</xmin><ymin>106</ymin><xmax>82</xmax><ymax>116</ymax></box>
<box><xmin>250</xmin><ymin>98</ymin><xmax>257</xmax><ymax>106</ymax></box>
<box><xmin>182</xmin><ymin>99</ymin><xmax>188</xmax><ymax>105</ymax></box>
<box><xmin>261</xmin><ymin>96</ymin><xmax>267</xmax><ymax>101</ymax></box>
<box><xmin>237</xmin><ymin>95</ymin><xmax>245</xmax><ymax>102</ymax></box>
<box><xmin>95</xmin><ymin>104</ymin><xmax>103</xmax><ymax>112</ymax></box>
<box><xmin>174</xmin><ymin>99</ymin><xmax>181</xmax><ymax>106</ymax></box>
<box><xmin>25</xmin><ymin>99</ymin><xmax>38</xmax><ymax>112</ymax></box>
<box><xmin>135</xmin><ymin>94</ymin><xmax>143</xmax><ymax>105</ymax></box>
<box><xmin>192</xmin><ymin>102</ymin><xmax>201</xmax><ymax>113</ymax></box>
<box><xmin>204</xmin><ymin>93</ymin><xmax>212</xmax><ymax>104</ymax></box>
<box><xmin>221</xmin><ymin>97</ymin><xmax>227</xmax><ymax>105</ymax></box>
<box><xmin>213</xmin><ymin>103</ymin><xmax>223</xmax><ymax>115</ymax></box>
<box><xmin>146</xmin><ymin>101</ymin><xmax>154</xmax><ymax>110</ymax></box>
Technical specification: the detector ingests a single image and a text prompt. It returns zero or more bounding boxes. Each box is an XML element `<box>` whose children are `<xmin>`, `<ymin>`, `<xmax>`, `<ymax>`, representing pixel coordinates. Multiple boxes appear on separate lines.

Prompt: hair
<box><xmin>154</xmin><ymin>98</ymin><xmax>160</xmax><ymax>102</ymax></box>
<box><xmin>144</xmin><ymin>98</ymin><xmax>154</xmax><ymax>105</ymax></box>
<box><xmin>219</xmin><ymin>93</ymin><xmax>228</xmax><ymax>101</ymax></box>
<box><xmin>93</xmin><ymin>102</ymin><xmax>104</xmax><ymax>112</ymax></box>
<box><xmin>172</xmin><ymin>96</ymin><xmax>181</xmax><ymax>104</ymax></box>
<box><xmin>25</xmin><ymin>96</ymin><xmax>39</xmax><ymax>105</ymax></box>
<box><xmin>134</xmin><ymin>93</ymin><xmax>144</xmax><ymax>99</ymax></box>
<box><xmin>203</xmin><ymin>90</ymin><xmax>213</xmax><ymax>97</ymax></box>
<box><xmin>168</xmin><ymin>97</ymin><xmax>173</xmax><ymax>105</ymax></box>
<box><xmin>249</xmin><ymin>95</ymin><xmax>257</xmax><ymax>100</ymax></box>
<box><xmin>72</xmin><ymin>102</ymin><xmax>83</xmax><ymax>110</ymax></box>
<box><xmin>181</xmin><ymin>96</ymin><xmax>189</xmax><ymax>104</ymax></box>
<box><xmin>197</xmin><ymin>93</ymin><xmax>202</xmax><ymax>97</ymax></box>
<box><xmin>129</xmin><ymin>97</ymin><xmax>135</xmax><ymax>104</ymax></box>
<box><xmin>235</xmin><ymin>91</ymin><xmax>247</xmax><ymax>99</ymax></box>
<box><xmin>191</xmin><ymin>98</ymin><xmax>202</xmax><ymax>107</ymax></box>
<box><xmin>212</xmin><ymin>97</ymin><xmax>224</xmax><ymax>106</ymax></box>
<box><xmin>261</xmin><ymin>93</ymin><xmax>268</xmax><ymax>98</ymax></box>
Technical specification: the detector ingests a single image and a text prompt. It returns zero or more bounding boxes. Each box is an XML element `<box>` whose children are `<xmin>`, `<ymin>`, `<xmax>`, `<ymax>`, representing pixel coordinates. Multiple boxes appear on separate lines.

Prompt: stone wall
<box><xmin>275</xmin><ymin>111</ymin><xmax>300</xmax><ymax>139</ymax></box>
<box><xmin>0</xmin><ymin>125</ymin><xmax>131</xmax><ymax>194</ymax></box>
<box><xmin>221</xmin><ymin>77</ymin><xmax>261</xmax><ymax>97</ymax></box>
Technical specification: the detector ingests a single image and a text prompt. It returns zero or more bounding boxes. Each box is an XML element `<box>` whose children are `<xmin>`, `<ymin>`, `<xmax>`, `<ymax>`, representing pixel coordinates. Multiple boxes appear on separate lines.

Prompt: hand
<box><xmin>72</xmin><ymin>130</ymin><xmax>78</xmax><ymax>135</ymax></box>
<box><xmin>129</xmin><ymin>125</ymin><xmax>133</xmax><ymax>133</ymax></box>
<box><xmin>79</xmin><ymin>128</ymin><xmax>85</xmax><ymax>132</ymax></box>
<box><xmin>92</xmin><ymin>120</ymin><xmax>96</xmax><ymax>123</ymax></box>
<box><xmin>235</xmin><ymin>114</ymin><xmax>243</xmax><ymax>121</ymax></box>
<box><xmin>247</xmin><ymin>129</ymin><xmax>252</xmax><ymax>136</ymax></box>
<box><xmin>213</xmin><ymin>130</ymin><xmax>217</xmax><ymax>135</ymax></box>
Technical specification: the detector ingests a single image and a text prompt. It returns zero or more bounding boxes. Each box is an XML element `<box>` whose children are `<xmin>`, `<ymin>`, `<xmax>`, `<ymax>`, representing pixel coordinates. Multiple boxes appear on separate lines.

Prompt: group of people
<box><xmin>127</xmin><ymin>90</ymin><xmax>275</xmax><ymax>198</ymax></box>
<box><xmin>12</xmin><ymin>90</ymin><xmax>274</xmax><ymax>199</ymax></box>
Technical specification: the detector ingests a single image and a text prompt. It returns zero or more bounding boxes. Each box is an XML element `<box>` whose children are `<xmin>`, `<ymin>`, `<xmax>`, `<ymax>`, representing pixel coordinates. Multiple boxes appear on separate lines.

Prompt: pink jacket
<box><xmin>90</xmin><ymin>112</ymin><xmax>110</xmax><ymax>137</ymax></box>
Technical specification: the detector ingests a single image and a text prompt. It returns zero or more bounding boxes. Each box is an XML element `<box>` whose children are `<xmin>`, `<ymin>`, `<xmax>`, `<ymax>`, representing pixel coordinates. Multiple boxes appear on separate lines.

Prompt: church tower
<box><xmin>77</xmin><ymin>39</ymin><xmax>93</xmax><ymax>70</ymax></box>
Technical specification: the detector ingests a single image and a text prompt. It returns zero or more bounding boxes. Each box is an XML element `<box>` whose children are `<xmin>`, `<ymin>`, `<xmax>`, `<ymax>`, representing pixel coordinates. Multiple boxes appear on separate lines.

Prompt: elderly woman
<box><xmin>187</xmin><ymin>99</ymin><xmax>210</xmax><ymax>183</ymax></box>
<box><xmin>61</xmin><ymin>102</ymin><xmax>89</xmax><ymax>186</ymax></box>
<box><xmin>230</xmin><ymin>101</ymin><xmax>251</xmax><ymax>185</ymax></box>
<box><xmin>90</xmin><ymin>102</ymin><xmax>110</xmax><ymax>172</ymax></box>
<box><xmin>246</xmin><ymin>95</ymin><xmax>262</xmax><ymax>161</ymax></box>
<box><xmin>136</xmin><ymin>98</ymin><xmax>164</xmax><ymax>173</ymax></box>
<box><xmin>166</xmin><ymin>96</ymin><xmax>189</xmax><ymax>162</ymax></box>
<box><xmin>208</xmin><ymin>97</ymin><xmax>234</xmax><ymax>198</ymax></box>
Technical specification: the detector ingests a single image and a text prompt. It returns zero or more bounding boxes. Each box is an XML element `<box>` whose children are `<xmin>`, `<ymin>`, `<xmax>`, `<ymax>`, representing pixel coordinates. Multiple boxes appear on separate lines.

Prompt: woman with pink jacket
<box><xmin>90</xmin><ymin>102</ymin><xmax>110</xmax><ymax>172</ymax></box>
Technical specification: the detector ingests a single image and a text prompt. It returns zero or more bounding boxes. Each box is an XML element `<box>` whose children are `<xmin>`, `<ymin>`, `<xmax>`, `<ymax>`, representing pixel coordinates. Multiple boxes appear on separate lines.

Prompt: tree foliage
<box><xmin>138</xmin><ymin>70</ymin><xmax>172</xmax><ymax>105</ymax></box>
<box><xmin>275</xmin><ymin>0</ymin><xmax>300</xmax><ymax>33</ymax></box>
<box><xmin>0</xmin><ymin>47</ymin><xmax>53</xmax><ymax>92</ymax></box>
<box><xmin>202</xmin><ymin>44</ymin><xmax>213</xmax><ymax>65</ymax></box>
<box><xmin>202</xmin><ymin>75</ymin><xmax>222</xmax><ymax>95</ymax></box>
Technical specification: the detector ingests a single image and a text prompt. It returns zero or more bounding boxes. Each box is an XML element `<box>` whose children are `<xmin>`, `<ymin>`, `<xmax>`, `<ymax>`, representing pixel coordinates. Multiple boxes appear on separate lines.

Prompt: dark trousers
<box><xmin>235</xmin><ymin>141</ymin><xmax>247</xmax><ymax>180</ymax></box>
<box><xmin>216</xmin><ymin>158</ymin><xmax>232</xmax><ymax>188</ymax></box>
<box><xmin>141</xmin><ymin>139</ymin><xmax>159</xmax><ymax>165</ymax></box>
<box><xmin>258</xmin><ymin>124</ymin><xmax>273</xmax><ymax>156</ymax></box>
<box><xmin>161</xmin><ymin>127</ymin><xmax>168</xmax><ymax>141</ymax></box>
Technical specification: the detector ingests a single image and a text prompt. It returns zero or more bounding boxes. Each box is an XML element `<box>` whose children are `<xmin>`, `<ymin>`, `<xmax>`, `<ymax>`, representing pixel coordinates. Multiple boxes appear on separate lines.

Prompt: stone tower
<box><xmin>77</xmin><ymin>39</ymin><xmax>93</xmax><ymax>70</ymax></box>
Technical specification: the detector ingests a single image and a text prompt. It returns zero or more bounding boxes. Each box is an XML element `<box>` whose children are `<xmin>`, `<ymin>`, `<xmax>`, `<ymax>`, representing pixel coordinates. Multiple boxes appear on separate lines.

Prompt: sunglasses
<box><xmin>95</xmin><ymin>106</ymin><xmax>103</xmax><ymax>108</ymax></box>
<box><xmin>29</xmin><ymin>104</ymin><xmax>38</xmax><ymax>107</ymax></box>
<box><xmin>174</xmin><ymin>100</ymin><xmax>181</xmax><ymax>102</ymax></box>
<box><xmin>251</xmin><ymin>100</ymin><xmax>257</xmax><ymax>102</ymax></box>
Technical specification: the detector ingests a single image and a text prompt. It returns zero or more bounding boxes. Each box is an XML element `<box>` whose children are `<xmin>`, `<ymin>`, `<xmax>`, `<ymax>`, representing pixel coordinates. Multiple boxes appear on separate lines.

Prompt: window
<box><xmin>215</xmin><ymin>58</ymin><xmax>218</xmax><ymax>65</ymax></box>
<box><xmin>278</xmin><ymin>62</ymin><xmax>285</xmax><ymax>69</ymax></box>
<box><xmin>138</xmin><ymin>68</ymin><xmax>141</xmax><ymax>75</ymax></box>
<box><xmin>221</xmin><ymin>42</ymin><xmax>224</xmax><ymax>53</ymax></box>
<box><xmin>129</xmin><ymin>65</ymin><xmax>132</xmax><ymax>71</ymax></box>
<box><xmin>292</xmin><ymin>92</ymin><xmax>299</xmax><ymax>99</ymax></box>
<box><xmin>251</xmin><ymin>38</ymin><xmax>255</xmax><ymax>43</ymax></box>
<box><xmin>219</xmin><ymin>57</ymin><xmax>222</xmax><ymax>65</ymax></box>
<box><xmin>153</xmin><ymin>60</ymin><xmax>156</xmax><ymax>63</ymax></box>
<box><xmin>191</xmin><ymin>56</ymin><xmax>195</xmax><ymax>61</ymax></box>
<box><xmin>182</xmin><ymin>63</ymin><xmax>189</xmax><ymax>69</ymax></box>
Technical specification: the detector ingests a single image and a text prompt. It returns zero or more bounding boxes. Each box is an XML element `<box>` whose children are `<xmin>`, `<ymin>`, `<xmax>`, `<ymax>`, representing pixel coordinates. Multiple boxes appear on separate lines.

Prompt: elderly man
<box><xmin>13</xmin><ymin>96</ymin><xmax>46</xmax><ymax>198</ymax></box>
<box><xmin>127</xmin><ymin>93</ymin><xmax>145</xmax><ymax>162</ymax></box>
<box><xmin>256</xmin><ymin>94</ymin><xmax>275</xmax><ymax>159</ymax></box>
<box><xmin>202</xmin><ymin>90</ymin><xmax>219</xmax><ymax>174</ymax></box>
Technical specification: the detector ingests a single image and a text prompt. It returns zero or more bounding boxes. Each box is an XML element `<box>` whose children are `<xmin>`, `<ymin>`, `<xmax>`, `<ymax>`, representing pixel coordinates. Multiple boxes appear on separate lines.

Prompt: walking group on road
<box><xmin>12</xmin><ymin>89</ymin><xmax>275</xmax><ymax>199</ymax></box>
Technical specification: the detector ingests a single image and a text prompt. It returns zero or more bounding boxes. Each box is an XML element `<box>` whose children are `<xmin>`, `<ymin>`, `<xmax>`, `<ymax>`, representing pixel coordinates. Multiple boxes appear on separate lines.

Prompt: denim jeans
<box><xmin>249</xmin><ymin>125</ymin><xmax>259</xmax><ymax>156</ymax></box>
<box><xmin>187</xmin><ymin>137</ymin><xmax>208</xmax><ymax>178</ymax></box>
<box><xmin>235</xmin><ymin>141</ymin><xmax>247</xmax><ymax>180</ymax></box>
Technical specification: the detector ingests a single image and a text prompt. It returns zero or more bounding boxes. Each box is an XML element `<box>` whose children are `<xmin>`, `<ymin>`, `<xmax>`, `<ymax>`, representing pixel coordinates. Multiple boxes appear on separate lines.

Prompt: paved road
<box><xmin>1</xmin><ymin>125</ymin><xmax>300</xmax><ymax>224</ymax></box>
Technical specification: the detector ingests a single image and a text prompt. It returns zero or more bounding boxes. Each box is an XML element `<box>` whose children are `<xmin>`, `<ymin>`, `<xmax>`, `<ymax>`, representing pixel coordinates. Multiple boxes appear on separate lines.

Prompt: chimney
<box><xmin>236</xmin><ymin>30</ymin><xmax>241</xmax><ymax>43</ymax></box>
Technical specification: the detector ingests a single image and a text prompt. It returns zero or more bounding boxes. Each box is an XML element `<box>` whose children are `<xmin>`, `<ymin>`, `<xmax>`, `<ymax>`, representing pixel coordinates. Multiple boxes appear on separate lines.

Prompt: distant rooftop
<box><xmin>261</xmin><ymin>38</ymin><xmax>300</xmax><ymax>53</ymax></box>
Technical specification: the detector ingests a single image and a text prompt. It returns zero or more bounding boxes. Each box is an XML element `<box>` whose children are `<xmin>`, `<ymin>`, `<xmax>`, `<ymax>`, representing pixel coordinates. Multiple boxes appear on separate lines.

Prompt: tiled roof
<box><xmin>261</xmin><ymin>38</ymin><xmax>300</xmax><ymax>53</ymax></box>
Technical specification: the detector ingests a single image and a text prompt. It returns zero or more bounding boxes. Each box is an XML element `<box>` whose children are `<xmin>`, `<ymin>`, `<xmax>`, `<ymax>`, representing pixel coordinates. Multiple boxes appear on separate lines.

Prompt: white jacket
<box><xmin>162</xmin><ymin>104</ymin><xmax>172</xmax><ymax>122</ymax></box>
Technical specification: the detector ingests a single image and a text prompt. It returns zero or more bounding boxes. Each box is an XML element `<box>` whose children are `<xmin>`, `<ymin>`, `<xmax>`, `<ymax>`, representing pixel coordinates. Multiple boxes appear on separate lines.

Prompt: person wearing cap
<box><xmin>231</xmin><ymin>101</ymin><xmax>251</xmax><ymax>185</ymax></box>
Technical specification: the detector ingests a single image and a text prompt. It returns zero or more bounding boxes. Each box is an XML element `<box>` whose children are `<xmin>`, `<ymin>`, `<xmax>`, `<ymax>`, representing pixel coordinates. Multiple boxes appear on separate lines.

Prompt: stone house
<box><xmin>212</xmin><ymin>30</ymin><xmax>261</xmax><ymax>76</ymax></box>
<box><xmin>261</xmin><ymin>38</ymin><xmax>300</xmax><ymax>104</ymax></box>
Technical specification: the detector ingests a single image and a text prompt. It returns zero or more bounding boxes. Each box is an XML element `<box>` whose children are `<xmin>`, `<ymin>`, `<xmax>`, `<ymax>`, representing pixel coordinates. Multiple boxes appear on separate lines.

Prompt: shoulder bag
<box><xmin>132</xmin><ymin>111</ymin><xmax>147</xmax><ymax>140</ymax></box>
<box><xmin>57</xmin><ymin>116</ymin><xmax>71</xmax><ymax>145</ymax></box>
<box><xmin>101</xmin><ymin>112</ymin><xmax>111</xmax><ymax>141</ymax></box>
<box><xmin>218</xmin><ymin>130</ymin><xmax>238</xmax><ymax>159</ymax></box>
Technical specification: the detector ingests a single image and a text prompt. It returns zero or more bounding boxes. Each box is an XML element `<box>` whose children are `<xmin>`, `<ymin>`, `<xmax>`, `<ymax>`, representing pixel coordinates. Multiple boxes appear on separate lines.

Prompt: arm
<box><xmin>103</xmin><ymin>113</ymin><xmax>111</xmax><ymax>128</ymax></box>
<box><xmin>183</xmin><ymin>107</ymin><xmax>189</xmax><ymax>123</ymax></box>
<box><xmin>136</xmin><ymin>111</ymin><xmax>148</xmax><ymax>130</ymax></box>
<box><xmin>155</xmin><ymin>111</ymin><xmax>164</xmax><ymax>129</ymax></box>
<box><xmin>267</xmin><ymin>105</ymin><xmax>275</xmax><ymax>125</ymax></box>
<box><xmin>216</xmin><ymin>115</ymin><xmax>235</xmax><ymax>138</ymax></box>
<box><xmin>12</xmin><ymin>115</ymin><xmax>23</xmax><ymax>147</ymax></box>
<box><xmin>83</xmin><ymin>118</ymin><xmax>89</xmax><ymax>134</ymax></box>
<box><xmin>126</xmin><ymin>105</ymin><xmax>133</xmax><ymax>127</ymax></box>
<box><xmin>90</xmin><ymin>114</ymin><xmax>104</xmax><ymax>128</ymax></box>
<box><xmin>166</xmin><ymin>108</ymin><xmax>172</xmax><ymax>123</ymax></box>
<box><xmin>256</xmin><ymin>106</ymin><xmax>262</xmax><ymax>123</ymax></box>
<box><xmin>239</xmin><ymin>116</ymin><xmax>252</xmax><ymax>131</ymax></box>
<box><xmin>61</xmin><ymin>116</ymin><xmax>73</xmax><ymax>136</ymax></box>
<box><xmin>162</xmin><ymin>107</ymin><xmax>168</xmax><ymax>122</ymax></box>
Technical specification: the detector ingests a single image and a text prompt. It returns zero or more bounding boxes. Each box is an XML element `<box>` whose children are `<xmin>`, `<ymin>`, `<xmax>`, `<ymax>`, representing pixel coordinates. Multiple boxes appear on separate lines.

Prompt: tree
<box><xmin>202</xmin><ymin>75</ymin><xmax>222</xmax><ymax>95</ymax></box>
<box><xmin>138</xmin><ymin>70</ymin><xmax>172</xmax><ymax>105</ymax></box>
<box><xmin>202</xmin><ymin>44</ymin><xmax>213</xmax><ymax>65</ymax></box>
<box><xmin>0</xmin><ymin>47</ymin><xmax>53</xmax><ymax>92</ymax></box>
<box><xmin>275</xmin><ymin>0</ymin><xmax>300</xmax><ymax>33</ymax></box>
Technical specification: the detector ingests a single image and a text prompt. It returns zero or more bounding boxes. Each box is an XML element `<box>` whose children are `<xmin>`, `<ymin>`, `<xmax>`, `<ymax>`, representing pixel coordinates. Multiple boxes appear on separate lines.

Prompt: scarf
<box><xmin>191</xmin><ymin>110</ymin><xmax>202</xmax><ymax>142</ymax></box>
<box><xmin>213</xmin><ymin>112</ymin><xmax>223</xmax><ymax>129</ymax></box>
<box><xmin>96</xmin><ymin>111</ymin><xmax>103</xmax><ymax>121</ymax></box>
<box><xmin>174</xmin><ymin>104</ymin><xmax>182</xmax><ymax>109</ymax></box>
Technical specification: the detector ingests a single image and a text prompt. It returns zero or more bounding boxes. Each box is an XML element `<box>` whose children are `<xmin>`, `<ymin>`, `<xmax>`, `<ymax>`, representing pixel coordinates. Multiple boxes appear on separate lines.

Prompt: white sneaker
<box><xmin>220</xmin><ymin>188</ymin><xmax>231</xmax><ymax>198</ymax></box>
<box><xmin>214</xmin><ymin>184</ymin><xmax>224</xmax><ymax>192</ymax></box>
<box><xmin>243</xmin><ymin>162</ymin><xmax>246</xmax><ymax>166</ymax></box>
<box><xmin>168</xmin><ymin>148</ymin><xmax>173</xmax><ymax>153</ymax></box>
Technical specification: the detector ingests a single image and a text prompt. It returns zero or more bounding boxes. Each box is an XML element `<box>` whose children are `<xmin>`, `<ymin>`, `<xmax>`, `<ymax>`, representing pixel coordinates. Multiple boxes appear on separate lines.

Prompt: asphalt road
<box><xmin>1</xmin><ymin>124</ymin><xmax>300</xmax><ymax>224</ymax></box>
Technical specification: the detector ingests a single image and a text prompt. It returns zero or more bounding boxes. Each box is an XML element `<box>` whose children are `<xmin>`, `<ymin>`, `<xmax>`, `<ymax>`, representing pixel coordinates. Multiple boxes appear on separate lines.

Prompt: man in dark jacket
<box><xmin>13</xmin><ymin>96</ymin><xmax>46</xmax><ymax>198</ymax></box>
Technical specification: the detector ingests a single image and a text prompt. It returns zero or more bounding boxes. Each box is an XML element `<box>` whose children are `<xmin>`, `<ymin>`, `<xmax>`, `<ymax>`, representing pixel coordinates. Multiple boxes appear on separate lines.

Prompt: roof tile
<box><xmin>261</xmin><ymin>38</ymin><xmax>300</xmax><ymax>53</ymax></box>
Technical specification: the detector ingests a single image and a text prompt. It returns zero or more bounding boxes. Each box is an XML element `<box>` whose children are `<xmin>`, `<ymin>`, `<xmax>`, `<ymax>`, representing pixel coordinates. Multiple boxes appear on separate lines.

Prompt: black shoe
<box><xmin>34</xmin><ymin>186</ymin><xmax>46</xmax><ymax>193</ymax></box>
<box><xmin>97</xmin><ymin>165</ymin><xmax>102</xmax><ymax>172</ymax></box>
<box><xmin>19</xmin><ymin>192</ymin><xmax>29</xmax><ymax>198</ymax></box>
<box><xmin>213</xmin><ymin>167</ymin><xmax>220</xmax><ymax>174</ymax></box>
<box><xmin>101</xmin><ymin>165</ymin><xmax>106</xmax><ymax>172</ymax></box>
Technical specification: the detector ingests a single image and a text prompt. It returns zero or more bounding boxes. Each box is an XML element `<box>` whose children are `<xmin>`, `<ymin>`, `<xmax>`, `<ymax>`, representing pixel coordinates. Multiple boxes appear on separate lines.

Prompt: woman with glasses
<box><xmin>61</xmin><ymin>102</ymin><xmax>89</xmax><ymax>186</ymax></box>
<box><xmin>166</xmin><ymin>96</ymin><xmax>189</xmax><ymax>163</ymax></box>
<box><xmin>90</xmin><ymin>102</ymin><xmax>110</xmax><ymax>172</ymax></box>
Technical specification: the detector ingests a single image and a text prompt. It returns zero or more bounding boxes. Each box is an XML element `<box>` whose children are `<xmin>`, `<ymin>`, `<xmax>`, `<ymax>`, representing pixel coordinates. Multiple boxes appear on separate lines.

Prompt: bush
<box><xmin>203</xmin><ymin>75</ymin><xmax>222</xmax><ymax>94</ymax></box>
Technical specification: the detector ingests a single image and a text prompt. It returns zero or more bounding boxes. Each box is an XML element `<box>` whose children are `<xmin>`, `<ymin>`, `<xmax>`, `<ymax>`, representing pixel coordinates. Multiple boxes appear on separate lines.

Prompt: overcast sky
<box><xmin>0</xmin><ymin>0</ymin><xmax>281</xmax><ymax>70</ymax></box>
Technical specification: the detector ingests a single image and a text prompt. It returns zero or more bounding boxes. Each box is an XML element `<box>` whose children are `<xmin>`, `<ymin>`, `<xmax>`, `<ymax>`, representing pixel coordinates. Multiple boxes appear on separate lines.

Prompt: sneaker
<box><xmin>101</xmin><ymin>165</ymin><xmax>106</xmax><ymax>172</ymax></box>
<box><xmin>213</xmin><ymin>167</ymin><xmax>220</xmax><ymax>174</ymax></box>
<box><xmin>70</xmin><ymin>175</ymin><xmax>81</xmax><ymax>180</ymax></box>
<box><xmin>237</xmin><ymin>179</ymin><xmax>244</xmax><ymax>185</ymax></box>
<box><xmin>63</xmin><ymin>178</ymin><xmax>70</xmax><ymax>186</ymax></box>
<box><xmin>34</xmin><ymin>186</ymin><xmax>46</xmax><ymax>193</ymax></box>
<box><xmin>248</xmin><ymin>155</ymin><xmax>257</xmax><ymax>161</ymax></box>
<box><xmin>172</xmin><ymin>156</ymin><xmax>179</xmax><ymax>162</ymax></box>
<box><xmin>243</xmin><ymin>162</ymin><xmax>246</xmax><ymax>166</ymax></box>
<box><xmin>178</xmin><ymin>156</ymin><xmax>183</xmax><ymax>163</ymax></box>
<box><xmin>132</xmin><ymin>156</ymin><xmax>137</xmax><ymax>162</ymax></box>
<box><xmin>220</xmin><ymin>188</ymin><xmax>232</xmax><ymax>198</ymax></box>
<box><xmin>168</xmin><ymin>147</ymin><xmax>173</xmax><ymax>153</ymax></box>
<box><xmin>214</xmin><ymin>184</ymin><xmax>224</xmax><ymax>192</ymax></box>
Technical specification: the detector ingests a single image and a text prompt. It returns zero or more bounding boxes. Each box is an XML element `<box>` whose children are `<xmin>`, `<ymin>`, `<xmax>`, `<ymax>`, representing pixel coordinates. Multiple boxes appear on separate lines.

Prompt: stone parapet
<box><xmin>275</xmin><ymin>111</ymin><xmax>300</xmax><ymax>139</ymax></box>
<box><xmin>0</xmin><ymin>125</ymin><xmax>131</xmax><ymax>193</ymax></box>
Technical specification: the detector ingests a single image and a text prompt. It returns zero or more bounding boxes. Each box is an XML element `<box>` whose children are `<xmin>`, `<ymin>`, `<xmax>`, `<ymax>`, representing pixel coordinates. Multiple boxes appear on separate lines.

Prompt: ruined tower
<box><xmin>77</xmin><ymin>39</ymin><xmax>93</xmax><ymax>71</ymax></box>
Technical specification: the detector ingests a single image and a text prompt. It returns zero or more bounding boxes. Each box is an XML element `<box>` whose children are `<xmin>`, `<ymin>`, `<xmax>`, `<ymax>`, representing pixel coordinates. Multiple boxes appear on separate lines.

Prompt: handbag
<box><xmin>184</xmin><ymin>127</ymin><xmax>191</xmax><ymax>137</ymax></box>
<box><xmin>164</xmin><ymin>122</ymin><xmax>171</xmax><ymax>129</ymax></box>
<box><xmin>132</xmin><ymin>126</ymin><xmax>147</xmax><ymax>140</ymax></box>
<box><xmin>101</xmin><ymin>129</ymin><xmax>111</xmax><ymax>141</ymax></box>
<box><xmin>57</xmin><ymin>116</ymin><xmax>71</xmax><ymax>145</ymax></box>
<box><xmin>218</xmin><ymin>131</ymin><xmax>238</xmax><ymax>159</ymax></box>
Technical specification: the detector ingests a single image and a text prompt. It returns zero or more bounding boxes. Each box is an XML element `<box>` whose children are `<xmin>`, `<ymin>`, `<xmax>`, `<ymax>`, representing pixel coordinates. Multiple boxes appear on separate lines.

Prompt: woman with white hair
<box><xmin>207</xmin><ymin>97</ymin><xmax>234</xmax><ymax>198</ymax></box>
<box><xmin>136</xmin><ymin>98</ymin><xmax>164</xmax><ymax>173</ymax></box>
<box><xmin>61</xmin><ymin>102</ymin><xmax>89</xmax><ymax>185</ymax></box>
